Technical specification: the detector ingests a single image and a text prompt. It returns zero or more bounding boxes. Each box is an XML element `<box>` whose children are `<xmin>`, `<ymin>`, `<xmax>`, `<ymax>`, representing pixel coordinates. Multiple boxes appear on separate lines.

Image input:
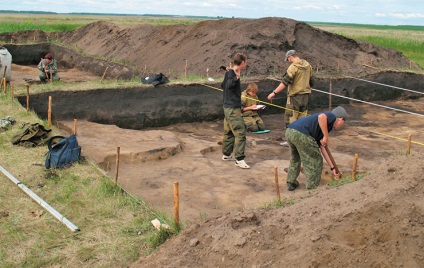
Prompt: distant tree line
<box><xmin>0</xmin><ymin>10</ymin><xmax>223</xmax><ymax>19</ymax></box>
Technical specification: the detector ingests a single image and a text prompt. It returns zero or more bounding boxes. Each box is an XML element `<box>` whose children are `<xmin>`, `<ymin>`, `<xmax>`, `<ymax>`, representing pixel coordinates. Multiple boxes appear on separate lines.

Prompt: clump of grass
<box><xmin>327</xmin><ymin>173</ymin><xmax>368</xmax><ymax>187</ymax></box>
<box><xmin>261</xmin><ymin>198</ymin><xmax>295</xmax><ymax>209</ymax></box>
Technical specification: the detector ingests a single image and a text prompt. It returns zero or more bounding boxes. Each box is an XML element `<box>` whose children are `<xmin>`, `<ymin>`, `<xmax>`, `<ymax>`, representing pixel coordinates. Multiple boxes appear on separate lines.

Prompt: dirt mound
<box><xmin>131</xmin><ymin>152</ymin><xmax>424</xmax><ymax>267</ymax></box>
<box><xmin>2</xmin><ymin>17</ymin><xmax>420</xmax><ymax>82</ymax></box>
<box><xmin>57</xmin><ymin>17</ymin><xmax>418</xmax><ymax>78</ymax></box>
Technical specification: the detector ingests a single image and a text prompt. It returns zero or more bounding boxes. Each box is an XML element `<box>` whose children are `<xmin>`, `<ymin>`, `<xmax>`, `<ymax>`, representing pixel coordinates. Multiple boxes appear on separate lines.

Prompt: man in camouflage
<box><xmin>285</xmin><ymin>106</ymin><xmax>347</xmax><ymax>191</ymax></box>
<box><xmin>38</xmin><ymin>53</ymin><xmax>60</xmax><ymax>82</ymax></box>
<box><xmin>267</xmin><ymin>50</ymin><xmax>314</xmax><ymax>146</ymax></box>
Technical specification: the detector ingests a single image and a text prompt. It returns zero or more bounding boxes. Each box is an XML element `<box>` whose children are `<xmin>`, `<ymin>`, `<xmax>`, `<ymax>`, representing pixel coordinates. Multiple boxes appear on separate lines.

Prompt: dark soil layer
<box><xmin>17</xmin><ymin>71</ymin><xmax>424</xmax><ymax>129</ymax></box>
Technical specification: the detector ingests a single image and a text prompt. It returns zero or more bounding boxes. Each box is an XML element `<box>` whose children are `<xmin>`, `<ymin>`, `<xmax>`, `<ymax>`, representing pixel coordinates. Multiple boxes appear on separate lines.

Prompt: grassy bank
<box><xmin>311</xmin><ymin>23</ymin><xmax>424</xmax><ymax>68</ymax></box>
<box><xmin>0</xmin><ymin>92</ymin><xmax>178</xmax><ymax>267</ymax></box>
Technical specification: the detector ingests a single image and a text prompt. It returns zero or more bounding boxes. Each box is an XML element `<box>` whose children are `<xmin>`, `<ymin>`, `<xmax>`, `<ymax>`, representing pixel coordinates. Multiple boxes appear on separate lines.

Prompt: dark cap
<box><xmin>284</xmin><ymin>50</ymin><xmax>297</xmax><ymax>61</ymax></box>
<box><xmin>332</xmin><ymin>106</ymin><xmax>347</xmax><ymax>120</ymax></box>
<box><xmin>45</xmin><ymin>53</ymin><xmax>53</xmax><ymax>60</ymax></box>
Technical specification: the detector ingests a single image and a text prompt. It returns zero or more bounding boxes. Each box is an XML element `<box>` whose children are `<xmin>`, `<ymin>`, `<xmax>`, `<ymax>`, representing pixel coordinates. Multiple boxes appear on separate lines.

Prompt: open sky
<box><xmin>2</xmin><ymin>0</ymin><xmax>424</xmax><ymax>26</ymax></box>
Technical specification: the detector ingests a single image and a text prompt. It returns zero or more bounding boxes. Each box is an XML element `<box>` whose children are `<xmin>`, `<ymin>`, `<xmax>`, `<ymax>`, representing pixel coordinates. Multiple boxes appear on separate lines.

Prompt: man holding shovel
<box><xmin>38</xmin><ymin>53</ymin><xmax>60</xmax><ymax>83</ymax></box>
<box><xmin>285</xmin><ymin>106</ymin><xmax>347</xmax><ymax>191</ymax></box>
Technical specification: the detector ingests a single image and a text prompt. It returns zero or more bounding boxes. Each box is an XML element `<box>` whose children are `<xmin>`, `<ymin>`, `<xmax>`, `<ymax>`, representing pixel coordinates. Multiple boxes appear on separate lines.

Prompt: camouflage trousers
<box><xmin>222</xmin><ymin>107</ymin><xmax>246</xmax><ymax>160</ymax></box>
<box><xmin>243</xmin><ymin>115</ymin><xmax>266</xmax><ymax>132</ymax></box>
<box><xmin>284</xmin><ymin>93</ymin><xmax>310</xmax><ymax>128</ymax></box>
<box><xmin>285</xmin><ymin>128</ymin><xmax>323</xmax><ymax>189</ymax></box>
<box><xmin>39</xmin><ymin>72</ymin><xmax>61</xmax><ymax>82</ymax></box>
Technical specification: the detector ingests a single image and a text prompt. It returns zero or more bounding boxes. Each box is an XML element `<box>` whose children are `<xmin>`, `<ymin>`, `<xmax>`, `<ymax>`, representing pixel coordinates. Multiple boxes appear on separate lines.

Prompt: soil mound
<box><xmin>132</xmin><ymin>152</ymin><xmax>424</xmax><ymax>267</ymax></box>
<box><xmin>58</xmin><ymin>17</ymin><xmax>418</xmax><ymax>78</ymax></box>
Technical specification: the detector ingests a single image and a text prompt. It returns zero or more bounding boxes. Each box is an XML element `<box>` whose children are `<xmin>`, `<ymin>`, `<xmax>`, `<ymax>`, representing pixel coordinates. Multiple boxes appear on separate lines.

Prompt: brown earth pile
<box><xmin>56</xmin><ymin>17</ymin><xmax>417</xmax><ymax>78</ymax></box>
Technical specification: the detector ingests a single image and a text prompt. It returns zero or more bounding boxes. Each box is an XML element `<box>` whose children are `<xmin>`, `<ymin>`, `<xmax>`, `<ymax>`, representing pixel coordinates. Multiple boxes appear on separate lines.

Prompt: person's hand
<box><xmin>320</xmin><ymin>137</ymin><xmax>328</xmax><ymax>147</ymax></box>
<box><xmin>233</xmin><ymin>68</ymin><xmax>241</xmax><ymax>79</ymax></box>
<box><xmin>333</xmin><ymin>169</ymin><xmax>341</xmax><ymax>179</ymax></box>
<box><xmin>249</xmin><ymin>104</ymin><xmax>257</xmax><ymax>110</ymax></box>
<box><xmin>267</xmin><ymin>92</ymin><xmax>275</xmax><ymax>100</ymax></box>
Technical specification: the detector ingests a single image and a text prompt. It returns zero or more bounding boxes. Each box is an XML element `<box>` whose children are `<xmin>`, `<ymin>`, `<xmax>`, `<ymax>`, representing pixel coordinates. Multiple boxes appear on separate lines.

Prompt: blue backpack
<box><xmin>45</xmin><ymin>135</ymin><xmax>81</xmax><ymax>169</ymax></box>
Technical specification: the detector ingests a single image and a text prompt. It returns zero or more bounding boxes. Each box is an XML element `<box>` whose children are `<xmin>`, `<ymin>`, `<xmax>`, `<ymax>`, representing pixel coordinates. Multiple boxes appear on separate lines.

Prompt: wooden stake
<box><xmin>26</xmin><ymin>84</ymin><xmax>30</xmax><ymax>111</ymax></box>
<box><xmin>274</xmin><ymin>165</ymin><xmax>281</xmax><ymax>202</ymax></box>
<box><xmin>11</xmin><ymin>83</ymin><xmax>14</xmax><ymax>101</ymax></box>
<box><xmin>329</xmin><ymin>79</ymin><xmax>332</xmax><ymax>111</ymax></box>
<box><xmin>184</xmin><ymin>60</ymin><xmax>188</xmax><ymax>78</ymax></box>
<box><xmin>114</xmin><ymin>147</ymin><xmax>120</xmax><ymax>187</ymax></box>
<box><xmin>47</xmin><ymin>96</ymin><xmax>52</xmax><ymax>127</ymax></box>
<box><xmin>73</xmin><ymin>119</ymin><xmax>77</xmax><ymax>136</ymax></box>
<box><xmin>407</xmin><ymin>134</ymin><xmax>412</xmax><ymax>155</ymax></box>
<box><xmin>101</xmin><ymin>67</ymin><xmax>108</xmax><ymax>81</ymax></box>
<box><xmin>174</xmin><ymin>181</ymin><xmax>180</xmax><ymax>227</ymax></box>
<box><xmin>362</xmin><ymin>64</ymin><xmax>379</xmax><ymax>70</ymax></box>
<box><xmin>2</xmin><ymin>78</ymin><xmax>6</xmax><ymax>94</ymax></box>
<box><xmin>352</xmin><ymin>154</ymin><xmax>358</xmax><ymax>181</ymax></box>
<box><xmin>1</xmin><ymin>65</ymin><xmax>6</xmax><ymax>90</ymax></box>
<box><xmin>409</xmin><ymin>60</ymin><xmax>412</xmax><ymax>70</ymax></box>
<box><xmin>323</xmin><ymin>145</ymin><xmax>340</xmax><ymax>179</ymax></box>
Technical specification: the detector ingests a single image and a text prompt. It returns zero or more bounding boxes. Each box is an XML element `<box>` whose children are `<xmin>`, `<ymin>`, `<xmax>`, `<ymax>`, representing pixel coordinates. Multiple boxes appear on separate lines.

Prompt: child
<box><xmin>241</xmin><ymin>83</ymin><xmax>266</xmax><ymax>132</ymax></box>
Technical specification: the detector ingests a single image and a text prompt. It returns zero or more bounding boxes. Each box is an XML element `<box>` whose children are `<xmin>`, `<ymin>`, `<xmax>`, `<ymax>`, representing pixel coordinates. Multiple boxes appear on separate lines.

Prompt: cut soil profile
<box><xmin>2</xmin><ymin>17</ymin><xmax>424</xmax><ymax>267</ymax></box>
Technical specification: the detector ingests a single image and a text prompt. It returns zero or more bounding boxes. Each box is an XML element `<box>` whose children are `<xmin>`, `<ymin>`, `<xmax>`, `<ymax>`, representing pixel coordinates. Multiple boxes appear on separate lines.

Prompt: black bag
<box><xmin>141</xmin><ymin>73</ymin><xmax>169</xmax><ymax>86</ymax></box>
<box><xmin>45</xmin><ymin>135</ymin><xmax>82</xmax><ymax>169</ymax></box>
<box><xmin>12</xmin><ymin>123</ymin><xmax>53</xmax><ymax>147</ymax></box>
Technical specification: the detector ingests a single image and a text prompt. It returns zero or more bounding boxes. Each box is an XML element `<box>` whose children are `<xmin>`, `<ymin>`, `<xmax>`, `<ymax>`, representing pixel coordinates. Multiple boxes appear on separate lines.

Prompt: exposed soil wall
<box><xmin>17</xmin><ymin>71</ymin><xmax>424</xmax><ymax>129</ymax></box>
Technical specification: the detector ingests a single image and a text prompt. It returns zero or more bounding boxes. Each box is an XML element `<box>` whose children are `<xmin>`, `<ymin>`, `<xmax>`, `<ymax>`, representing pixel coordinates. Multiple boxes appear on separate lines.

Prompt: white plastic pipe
<box><xmin>0</xmin><ymin>164</ymin><xmax>80</xmax><ymax>232</ymax></box>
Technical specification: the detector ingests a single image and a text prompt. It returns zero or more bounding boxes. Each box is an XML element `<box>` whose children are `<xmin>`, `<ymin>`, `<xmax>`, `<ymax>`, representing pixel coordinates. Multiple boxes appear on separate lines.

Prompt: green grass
<box><xmin>352</xmin><ymin>36</ymin><xmax>424</xmax><ymax>68</ymax></box>
<box><xmin>309</xmin><ymin>22</ymin><xmax>424</xmax><ymax>31</ymax></box>
<box><xmin>261</xmin><ymin>198</ymin><xmax>295</xmax><ymax>209</ymax></box>
<box><xmin>0</xmin><ymin>92</ymin><xmax>180</xmax><ymax>267</ymax></box>
<box><xmin>0</xmin><ymin>13</ymin><xmax>204</xmax><ymax>34</ymax></box>
<box><xmin>327</xmin><ymin>173</ymin><xmax>368</xmax><ymax>187</ymax></box>
<box><xmin>310</xmin><ymin>23</ymin><xmax>424</xmax><ymax>68</ymax></box>
<box><xmin>0</xmin><ymin>21</ymin><xmax>83</xmax><ymax>33</ymax></box>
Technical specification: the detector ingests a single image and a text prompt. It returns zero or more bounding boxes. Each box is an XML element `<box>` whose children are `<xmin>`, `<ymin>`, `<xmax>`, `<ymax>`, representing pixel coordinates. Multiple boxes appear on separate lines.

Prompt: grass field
<box><xmin>311</xmin><ymin>23</ymin><xmax>424</xmax><ymax>68</ymax></box>
<box><xmin>0</xmin><ymin>13</ymin><xmax>423</xmax><ymax>267</ymax></box>
<box><xmin>0</xmin><ymin>13</ymin><xmax>204</xmax><ymax>33</ymax></box>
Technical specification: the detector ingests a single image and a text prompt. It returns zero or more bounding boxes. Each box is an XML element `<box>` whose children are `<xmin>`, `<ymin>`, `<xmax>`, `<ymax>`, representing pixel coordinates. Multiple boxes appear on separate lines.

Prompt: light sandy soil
<box><xmin>56</xmin><ymin>98</ymin><xmax>424</xmax><ymax>268</ymax></box>
<box><xmin>58</xmin><ymin>98</ymin><xmax>424</xmax><ymax>224</ymax></box>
